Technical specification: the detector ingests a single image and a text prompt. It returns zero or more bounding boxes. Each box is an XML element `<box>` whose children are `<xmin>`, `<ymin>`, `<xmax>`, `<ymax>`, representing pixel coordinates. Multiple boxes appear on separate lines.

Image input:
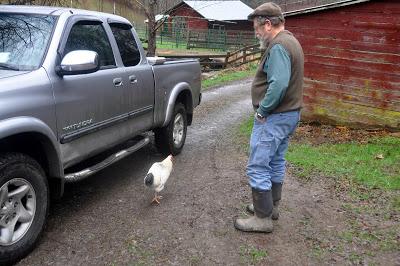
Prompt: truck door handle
<box><xmin>129</xmin><ymin>75</ymin><xmax>137</xmax><ymax>84</ymax></box>
<box><xmin>113</xmin><ymin>78</ymin><xmax>123</xmax><ymax>87</ymax></box>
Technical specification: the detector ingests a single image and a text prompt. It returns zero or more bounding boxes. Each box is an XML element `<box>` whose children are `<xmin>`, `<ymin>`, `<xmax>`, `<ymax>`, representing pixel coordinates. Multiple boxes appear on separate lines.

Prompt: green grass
<box><xmin>202</xmin><ymin>63</ymin><xmax>257</xmax><ymax>90</ymax></box>
<box><xmin>238</xmin><ymin>116</ymin><xmax>254</xmax><ymax>138</ymax></box>
<box><xmin>237</xmin><ymin>117</ymin><xmax>400</xmax><ymax>190</ymax></box>
<box><xmin>157</xmin><ymin>41</ymin><xmax>226</xmax><ymax>54</ymax></box>
<box><xmin>239</xmin><ymin>245</ymin><xmax>268</xmax><ymax>265</ymax></box>
<box><xmin>338</xmin><ymin>226</ymin><xmax>399</xmax><ymax>254</ymax></box>
<box><xmin>125</xmin><ymin>237</ymin><xmax>154</xmax><ymax>265</ymax></box>
<box><xmin>286</xmin><ymin>137</ymin><xmax>400</xmax><ymax>190</ymax></box>
<box><xmin>141</xmin><ymin>39</ymin><xmax>227</xmax><ymax>55</ymax></box>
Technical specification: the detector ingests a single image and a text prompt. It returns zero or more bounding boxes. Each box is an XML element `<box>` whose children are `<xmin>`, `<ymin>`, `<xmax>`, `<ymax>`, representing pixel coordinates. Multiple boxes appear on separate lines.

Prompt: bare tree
<box><xmin>144</xmin><ymin>0</ymin><xmax>157</xmax><ymax>56</ymax></box>
<box><xmin>6</xmin><ymin>0</ymin><xmax>172</xmax><ymax>56</ymax></box>
<box><xmin>130</xmin><ymin>0</ymin><xmax>165</xmax><ymax>56</ymax></box>
<box><xmin>7</xmin><ymin>0</ymin><xmax>67</xmax><ymax>6</ymax></box>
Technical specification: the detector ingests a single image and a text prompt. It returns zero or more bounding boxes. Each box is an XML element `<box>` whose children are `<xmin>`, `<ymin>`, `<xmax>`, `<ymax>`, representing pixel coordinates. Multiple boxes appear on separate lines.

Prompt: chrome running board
<box><xmin>64</xmin><ymin>136</ymin><xmax>150</xmax><ymax>183</ymax></box>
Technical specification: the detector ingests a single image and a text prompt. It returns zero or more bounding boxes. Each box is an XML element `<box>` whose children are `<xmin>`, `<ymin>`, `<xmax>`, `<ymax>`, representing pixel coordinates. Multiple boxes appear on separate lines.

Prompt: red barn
<box><xmin>285</xmin><ymin>0</ymin><xmax>400</xmax><ymax>130</ymax></box>
<box><xmin>167</xmin><ymin>0</ymin><xmax>253</xmax><ymax>31</ymax></box>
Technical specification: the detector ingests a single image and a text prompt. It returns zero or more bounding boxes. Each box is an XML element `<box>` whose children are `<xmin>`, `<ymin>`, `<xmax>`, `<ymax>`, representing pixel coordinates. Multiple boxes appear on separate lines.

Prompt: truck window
<box><xmin>110</xmin><ymin>23</ymin><xmax>140</xmax><ymax>67</ymax></box>
<box><xmin>64</xmin><ymin>22</ymin><xmax>115</xmax><ymax>68</ymax></box>
<box><xmin>0</xmin><ymin>13</ymin><xmax>56</xmax><ymax>70</ymax></box>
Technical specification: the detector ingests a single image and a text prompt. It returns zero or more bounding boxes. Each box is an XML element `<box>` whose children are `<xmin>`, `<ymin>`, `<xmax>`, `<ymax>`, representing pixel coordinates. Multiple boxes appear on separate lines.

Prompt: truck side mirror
<box><xmin>56</xmin><ymin>50</ymin><xmax>99</xmax><ymax>76</ymax></box>
<box><xmin>147</xmin><ymin>57</ymin><xmax>166</xmax><ymax>66</ymax></box>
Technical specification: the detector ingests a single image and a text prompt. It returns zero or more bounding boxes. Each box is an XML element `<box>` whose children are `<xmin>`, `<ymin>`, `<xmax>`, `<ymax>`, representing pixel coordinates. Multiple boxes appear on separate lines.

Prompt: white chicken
<box><xmin>144</xmin><ymin>155</ymin><xmax>173</xmax><ymax>204</ymax></box>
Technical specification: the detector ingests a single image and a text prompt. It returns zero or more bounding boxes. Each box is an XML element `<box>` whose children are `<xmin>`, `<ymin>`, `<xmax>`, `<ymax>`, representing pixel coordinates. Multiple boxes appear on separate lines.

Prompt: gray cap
<box><xmin>247</xmin><ymin>2</ymin><xmax>284</xmax><ymax>20</ymax></box>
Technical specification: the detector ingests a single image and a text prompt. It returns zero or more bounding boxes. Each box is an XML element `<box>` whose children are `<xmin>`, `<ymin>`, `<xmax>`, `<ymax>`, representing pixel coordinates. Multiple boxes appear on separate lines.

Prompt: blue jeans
<box><xmin>246</xmin><ymin>110</ymin><xmax>300</xmax><ymax>191</ymax></box>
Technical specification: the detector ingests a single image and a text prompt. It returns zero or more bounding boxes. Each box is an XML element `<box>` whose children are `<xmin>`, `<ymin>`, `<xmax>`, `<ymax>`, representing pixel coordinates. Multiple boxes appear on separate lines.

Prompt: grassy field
<box><xmin>202</xmin><ymin>64</ymin><xmax>257</xmax><ymax>90</ymax></box>
<box><xmin>157</xmin><ymin>46</ymin><xmax>227</xmax><ymax>56</ymax></box>
<box><xmin>141</xmin><ymin>40</ymin><xmax>227</xmax><ymax>55</ymax></box>
<box><xmin>287</xmin><ymin>137</ymin><xmax>400</xmax><ymax>190</ymax></box>
<box><xmin>238</xmin><ymin>117</ymin><xmax>400</xmax><ymax>190</ymax></box>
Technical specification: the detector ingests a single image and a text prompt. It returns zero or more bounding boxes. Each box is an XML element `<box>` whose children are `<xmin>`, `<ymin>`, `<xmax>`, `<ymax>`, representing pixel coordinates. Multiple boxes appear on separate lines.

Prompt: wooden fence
<box><xmin>136</xmin><ymin>24</ymin><xmax>257</xmax><ymax>51</ymax></box>
<box><xmin>186</xmin><ymin>30</ymin><xmax>257</xmax><ymax>51</ymax></box>
<box><xmin>159</xmin><ymin>44</ymin><xmax>262</xmax><ymax>70</ymax></box>
<box><xmin>225</xmin><ymin>44</ymin><xmax>262</xmax><ymax>67</ymax></box>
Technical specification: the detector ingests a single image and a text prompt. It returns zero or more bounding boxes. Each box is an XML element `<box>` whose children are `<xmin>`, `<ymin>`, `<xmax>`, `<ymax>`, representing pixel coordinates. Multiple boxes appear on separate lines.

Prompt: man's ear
<box><xmin>264</xmin><ymin>20</ymin><xmax>272</xmax><ymax>31</ymax></box>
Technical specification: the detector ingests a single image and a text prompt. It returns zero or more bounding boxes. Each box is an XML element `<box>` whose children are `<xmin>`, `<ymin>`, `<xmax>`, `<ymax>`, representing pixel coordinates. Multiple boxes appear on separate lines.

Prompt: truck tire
<box><xmin>154</xmin><ymin>103</ymin><xmax>187</xmax><ymax>156</ymax></box>
<box><xmin>0</xmin><ymin>153</ymin><xmax>49</xmax><ymax>265</ymax></box>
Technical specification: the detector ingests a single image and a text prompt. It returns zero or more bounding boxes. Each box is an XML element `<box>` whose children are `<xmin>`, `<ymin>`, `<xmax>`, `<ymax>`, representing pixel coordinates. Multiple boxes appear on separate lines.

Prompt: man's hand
<box><xmin>255</xmin><ymin>112</ymin><xmax>266</xmax><ymax>123</ymax></box>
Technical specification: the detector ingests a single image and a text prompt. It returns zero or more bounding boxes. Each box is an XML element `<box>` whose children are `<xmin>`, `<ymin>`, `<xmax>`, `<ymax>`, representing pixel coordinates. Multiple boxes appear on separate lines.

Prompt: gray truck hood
<box><xmin>0</xmin><ymin>70</ymin><xmax>30</xmax><ymax>79</ymax></box>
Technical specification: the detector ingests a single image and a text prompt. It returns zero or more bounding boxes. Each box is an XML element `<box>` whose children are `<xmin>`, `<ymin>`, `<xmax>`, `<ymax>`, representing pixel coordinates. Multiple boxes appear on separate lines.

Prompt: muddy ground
<box><xmin>18</xmin><ymin>79</ymin><xmax>399</xmax><ymax>265</ymax></box>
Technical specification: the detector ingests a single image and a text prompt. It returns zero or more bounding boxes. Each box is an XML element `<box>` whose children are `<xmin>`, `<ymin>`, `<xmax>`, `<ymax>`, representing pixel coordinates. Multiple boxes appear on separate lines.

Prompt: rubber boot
<box><xmin>246</xmin><ymin>182</ymin><xmax>282</xmax><ymax>220</ymax></box>
<box><xmin>234</xmin><ymin>189</ymin><xmax>273</xmax><ymax>233</ymax></box>
<box><xmin>271</xmin><ymin>182</ymin><xmax>282</xmax><ymax>220</ymax></box>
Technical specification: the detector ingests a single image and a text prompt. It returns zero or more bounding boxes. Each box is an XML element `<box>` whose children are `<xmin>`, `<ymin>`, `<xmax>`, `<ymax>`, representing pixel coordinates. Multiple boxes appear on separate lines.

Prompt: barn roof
<box><xmin>284</xmin><ymin>0</ymin><xmax>371</xmax><ymax>17</ymax></box>
<box><xmin>182</xmin><ymin>1</ymin><xmax>253</xmax><ymax>21</ymax></box>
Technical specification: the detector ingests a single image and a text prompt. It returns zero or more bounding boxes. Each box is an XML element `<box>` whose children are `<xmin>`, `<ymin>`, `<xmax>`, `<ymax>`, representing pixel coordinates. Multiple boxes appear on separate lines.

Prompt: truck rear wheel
<box><xmin>154</xmin><ymin>103</ymin><xmax>187</xmax><ymax>156</ymax></box>
<box><xmin>0</xmin><ymin>153</ymin><xmax>48</xmax><ymax>265</ymax></box>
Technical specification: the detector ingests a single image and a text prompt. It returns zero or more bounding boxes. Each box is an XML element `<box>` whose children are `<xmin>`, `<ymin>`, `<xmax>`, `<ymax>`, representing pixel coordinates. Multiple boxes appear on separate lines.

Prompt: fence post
<box><xmin>186</xmin><ymin>31</ymin><xmax>190</xmax><ymax>49</ymax></box>
<box><xmin>207</xmin><ymin>29</ymin><xmax>210</xmax><ymax>49</ymax></box>
<box><xmin>225</xmin><ymin>52</ymin><xmax>230</xmax><ymax>68</ymax></box>
<box><xmin>243</xmin><ymin>47</ymin><xmax>247</xmax><ymax>65</ymax></box>
<box><xmin>224</xmin><ymin>31</ymin><xmax>227</xmax><ymax>51</ymax></box>
<box><xmin>176</xmin><ymin>29</ymin><xmax>179</xmax><ymax>48</ymax></box>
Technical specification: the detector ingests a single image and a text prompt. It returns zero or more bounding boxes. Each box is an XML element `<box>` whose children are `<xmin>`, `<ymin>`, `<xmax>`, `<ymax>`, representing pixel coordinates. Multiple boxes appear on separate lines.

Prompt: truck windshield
<box><xmin>0</xmin><ymin>13</ymin><xmax>56</xmax><ymax>71</ymax></box>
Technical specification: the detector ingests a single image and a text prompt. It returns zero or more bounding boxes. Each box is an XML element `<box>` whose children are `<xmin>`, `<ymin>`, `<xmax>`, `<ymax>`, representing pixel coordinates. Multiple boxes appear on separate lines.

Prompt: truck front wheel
<box><xmin>154</xmin><ymin>103</ymin><xmax>187</xmax><ymax>156</ymax></box>
<box><xmin>0</xmin><ymin>153</ymin><xmax>49</xmax><ymax>265</ymax></box>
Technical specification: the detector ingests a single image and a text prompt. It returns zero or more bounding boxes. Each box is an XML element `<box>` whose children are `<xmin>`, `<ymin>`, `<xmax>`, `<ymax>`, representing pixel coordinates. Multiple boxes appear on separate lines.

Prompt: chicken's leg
<box><xmin>151</xmin><ymin>192</ymin><xmax>163</xmax><ymax>204</ymax></box>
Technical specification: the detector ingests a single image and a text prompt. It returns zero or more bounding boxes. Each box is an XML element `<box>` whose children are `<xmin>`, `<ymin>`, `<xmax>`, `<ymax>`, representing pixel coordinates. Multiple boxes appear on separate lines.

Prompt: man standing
<box><xmin>234</xmin><ymin>2</ymin><xmax>304</xmax><ymax>233</ymax></box>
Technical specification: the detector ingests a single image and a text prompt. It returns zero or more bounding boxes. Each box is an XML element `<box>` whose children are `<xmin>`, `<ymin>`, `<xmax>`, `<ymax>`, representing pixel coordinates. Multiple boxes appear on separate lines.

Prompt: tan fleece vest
<box><xmin>251</xmin><ymin>30</ymin><xmax>304</xmax><ymax>113</ymax></box>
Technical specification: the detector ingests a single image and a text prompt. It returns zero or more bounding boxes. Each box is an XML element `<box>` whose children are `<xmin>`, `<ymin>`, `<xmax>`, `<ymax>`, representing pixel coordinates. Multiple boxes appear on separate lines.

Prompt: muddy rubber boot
<box><xmin>246</xmin><ymin>183</ymin><xmax>282</xmax><ymax>220</ymax></box>
<box><xmin>234</xmin><ymin>189</ymin><xmax>273</xmax><ymax>233</ymax></box>
<box><xmin>271</xmin><ymin>182</ymin><xmax>282</xmax><ymax>220</ymax></box>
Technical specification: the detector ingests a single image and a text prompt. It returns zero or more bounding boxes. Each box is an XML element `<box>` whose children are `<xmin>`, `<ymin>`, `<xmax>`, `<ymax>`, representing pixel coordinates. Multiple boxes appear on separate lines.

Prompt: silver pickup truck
<box><xmin>0</xmin><ymin>6</ymin><xmax>201</xmax><ymax>264</ymax></box>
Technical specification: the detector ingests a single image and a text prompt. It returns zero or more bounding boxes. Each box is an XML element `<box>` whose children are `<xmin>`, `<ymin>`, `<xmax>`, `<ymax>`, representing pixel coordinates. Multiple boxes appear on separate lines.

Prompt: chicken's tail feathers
<box><xmin>144</xmin><ymin>173</ymin><xmax>154</xmax><ymax>187</ymax></box>
<box><xmin>161</xmin><ymin>155</ymin><xmax>174</xmax><ymax>165</ymax></box>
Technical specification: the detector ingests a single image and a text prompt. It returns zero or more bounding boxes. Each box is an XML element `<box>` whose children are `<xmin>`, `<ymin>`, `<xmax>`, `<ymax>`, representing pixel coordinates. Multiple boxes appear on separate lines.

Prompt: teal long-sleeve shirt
<box><xmin>257</xmin><ymin>44</ymin><xmax>291</xmax><ymax>117</ymax></box>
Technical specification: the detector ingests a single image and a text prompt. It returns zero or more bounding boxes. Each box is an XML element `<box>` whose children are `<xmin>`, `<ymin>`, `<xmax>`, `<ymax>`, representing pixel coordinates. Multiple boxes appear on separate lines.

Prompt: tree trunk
<box><xmin>146</xmin><ymin>0</ymin><xmax>157</xmax><ymax>56</ymax></box>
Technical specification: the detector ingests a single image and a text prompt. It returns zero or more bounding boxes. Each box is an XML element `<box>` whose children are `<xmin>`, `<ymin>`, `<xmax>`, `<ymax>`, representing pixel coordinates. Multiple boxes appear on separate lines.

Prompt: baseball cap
<box><xmin>247</xmin><ymin>2</ymin><xmax>284</xmax><ymax>21</ymax></box>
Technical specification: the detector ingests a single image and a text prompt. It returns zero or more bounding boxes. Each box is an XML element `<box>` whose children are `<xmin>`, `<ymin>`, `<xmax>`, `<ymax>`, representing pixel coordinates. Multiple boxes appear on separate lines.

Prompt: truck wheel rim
<box><xmin>0</xmin><ymin>178</ymin><xmax>36</xmax><ymax>246</ymax></box>
<box><xmin>173</xmin><ymin>113</ymin><xmax>184</xmax><ymax>146</ymax></box>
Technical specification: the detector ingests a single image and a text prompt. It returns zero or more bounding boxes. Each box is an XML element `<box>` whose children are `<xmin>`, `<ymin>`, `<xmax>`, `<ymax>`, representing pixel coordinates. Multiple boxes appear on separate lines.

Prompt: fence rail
<box><xmin>159</xmin><ymin>44</ymin><xmax>263</xmax><ymax>70</ymax></box>
<box><xmin>186</xmin><ymin>30</ymin><xmax>256</xmax><ymax>50</ymax></box>
<box><xmin>136</xmin><ymin>24</ymin><xmax>257</xmax><ymax>51</ymax></box>
<box><xmin>225</xmin><ymin>44</ymin><xmax>261</xmax><ymax>66</ymax></box>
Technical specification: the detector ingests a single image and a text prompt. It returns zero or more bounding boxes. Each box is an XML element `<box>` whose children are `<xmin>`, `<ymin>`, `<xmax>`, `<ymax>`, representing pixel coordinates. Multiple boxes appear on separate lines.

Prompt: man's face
<box><xmin>253</xmin><ymin>19</ymin><xmax>272</xmax><ymax>48</ymax></box>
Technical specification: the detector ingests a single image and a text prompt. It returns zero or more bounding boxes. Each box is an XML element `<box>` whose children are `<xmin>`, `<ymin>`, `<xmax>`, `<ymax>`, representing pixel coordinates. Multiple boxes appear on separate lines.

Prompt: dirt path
<box><xmin>18</xmin><ymin>80</ymin><xmax>398</xmax><ymax>265</ymax></box>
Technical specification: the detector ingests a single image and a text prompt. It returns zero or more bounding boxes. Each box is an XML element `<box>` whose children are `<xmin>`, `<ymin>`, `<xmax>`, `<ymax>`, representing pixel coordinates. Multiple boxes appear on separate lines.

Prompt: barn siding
<box><xmin>285</xmin><ymin>0</ymin><xmax>400</xmax><ymax>129</ymax></box>
<box><xmin>170</xmin><ymin>3</ymin><xmax>208</xmax><ymax>30</ymax></box>
<box><xmin>211</xmin><ymin>21</ymin><xmax>253</xmax><ymax>31</ymax></box>
<box><xmin>170</xmin><ymin>3</ymin><xmax>252</xmax><ymax>31</ymax></box>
